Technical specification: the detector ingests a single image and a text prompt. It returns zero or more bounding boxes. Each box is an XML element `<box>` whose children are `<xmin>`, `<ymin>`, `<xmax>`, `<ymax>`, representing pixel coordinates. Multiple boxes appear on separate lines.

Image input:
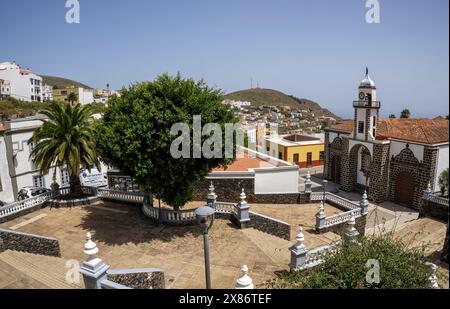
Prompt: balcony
<box><xmin>353</xmin><ymin>100</ymin><xmax>381</xmax><ymax>108</ymax></box>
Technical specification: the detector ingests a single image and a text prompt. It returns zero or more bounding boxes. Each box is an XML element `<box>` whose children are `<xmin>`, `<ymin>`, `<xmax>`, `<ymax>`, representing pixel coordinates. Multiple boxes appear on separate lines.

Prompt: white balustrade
<box><xmin>0</xmin><ymin>192</ymin><xmax>51</xmax><ymax>219</ymax></box>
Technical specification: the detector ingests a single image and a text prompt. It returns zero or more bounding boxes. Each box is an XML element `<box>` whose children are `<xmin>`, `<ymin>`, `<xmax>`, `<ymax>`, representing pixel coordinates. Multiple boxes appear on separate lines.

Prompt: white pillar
<box><xmin>79</xmin><ymin>232</ymin><xmax>110</xmax><ymax>289</ymax></box>
<box><xmin>289</xmin><ymin>227</ymin><xmax>309</xmax><ymax>271</ymax></box>
<box><xmin>235</xmin><ymin>265</ymin><xmax>254</xmax><ymax>289</ymax></box>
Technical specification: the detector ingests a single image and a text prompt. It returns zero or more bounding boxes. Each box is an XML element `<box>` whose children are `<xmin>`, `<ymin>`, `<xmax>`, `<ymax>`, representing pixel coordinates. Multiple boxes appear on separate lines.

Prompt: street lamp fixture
<box><xmin>195</xmin><ymin>205</ymin><xmax>215</xmax><ymax>289</ymax></box>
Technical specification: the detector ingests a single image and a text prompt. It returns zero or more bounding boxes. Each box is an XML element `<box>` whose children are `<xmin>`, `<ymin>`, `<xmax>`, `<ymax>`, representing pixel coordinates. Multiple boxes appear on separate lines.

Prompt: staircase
<box><xmin>0</xmin><ymin>250</ymin><xmax>83</xmax><ymax>289</ymax></box>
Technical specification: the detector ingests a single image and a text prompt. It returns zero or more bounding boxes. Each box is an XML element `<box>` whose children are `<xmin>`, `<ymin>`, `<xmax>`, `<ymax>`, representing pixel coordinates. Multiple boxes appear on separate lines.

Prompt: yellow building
<box><xmin>265</xmin><ymin>134</ymin><xmax>325</xmax><ymax>168</ymax></box>
<box><xmin>53</xmin><ymin>86</ymin><xmax>94</xmax><ymax>105</ymax></box>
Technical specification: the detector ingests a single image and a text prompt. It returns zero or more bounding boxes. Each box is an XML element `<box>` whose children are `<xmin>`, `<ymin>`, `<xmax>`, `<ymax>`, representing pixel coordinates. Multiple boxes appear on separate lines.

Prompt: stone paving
<box><xmin>0</xmin><ymin>201</ymin><xmax>337</xmax><ymax>289</ymax></box>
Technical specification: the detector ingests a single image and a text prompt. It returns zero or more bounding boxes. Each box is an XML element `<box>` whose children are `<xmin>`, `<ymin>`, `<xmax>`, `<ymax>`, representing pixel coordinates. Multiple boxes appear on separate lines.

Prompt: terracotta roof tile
<box><xmin>0</xmin><ymin>124</ymin><xmax>5</xmax><ymax>132</ymax></box>
<box><xmin>328</xmin><ymin>118</ymin><xmax>449</xmax><ymax>145</ymax></box>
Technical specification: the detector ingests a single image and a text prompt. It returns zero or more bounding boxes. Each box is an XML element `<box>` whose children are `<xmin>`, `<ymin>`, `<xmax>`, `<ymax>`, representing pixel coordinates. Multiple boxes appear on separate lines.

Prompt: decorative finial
<box><xmin>84</xmin><ymin>232</ymin><xmax>98</xmax><ymax>259</ymax></box>
<box><xmin>363</xmin><ymin>190</ymin><xmax>368</xmax><ymax>200</ymax></box>
<box><xmin>240</xmin><ymin>188</ymin><xmax>247</xmax><ymax>203</ymax></box>
<box><xmin>235</xmin><ymin>265</ymin><xmax>254</xmax><ymax>289</ymax></box>
<box><xmin>295</xmin><ymin>227</ymin><xmax>305</xmax><ymax>250</ymax></box>
<box><xmin>209</xmin><ymin>181</ymin><xmax>215</xmax><ymax>194</ymax></box>
<box><xmin>366</xmin><ymin>67</ymin><xmax>369</xmax><ymax>76</ymax></box>
<box><xmin>319</xmin><ymin>201</ymin><xmax>325</xmax><ymax>214</ymax></box>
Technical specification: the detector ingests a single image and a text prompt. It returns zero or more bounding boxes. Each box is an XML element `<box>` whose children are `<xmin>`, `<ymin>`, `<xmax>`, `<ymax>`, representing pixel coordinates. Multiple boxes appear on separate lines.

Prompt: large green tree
<box><xmin>28</xmin><ymin>102</ymin><xmax>100</xmax><ymax>196</ymax></box>
<box><xmin>94</xmin><ymin>74</ymin><xmax>239</xmax><ymax>210</ymax></box>
<box><xmin>438</xmin><ymin>168</ymin><xmax>449</xmax><ymax>197</ymax></box>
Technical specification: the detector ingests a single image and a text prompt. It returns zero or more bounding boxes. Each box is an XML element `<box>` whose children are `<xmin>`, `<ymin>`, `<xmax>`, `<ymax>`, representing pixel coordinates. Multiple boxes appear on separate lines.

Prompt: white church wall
<box><xmin>434</xmin><ymin>144</ymin><xmax>449</xmax><ymax>192</ymax></box>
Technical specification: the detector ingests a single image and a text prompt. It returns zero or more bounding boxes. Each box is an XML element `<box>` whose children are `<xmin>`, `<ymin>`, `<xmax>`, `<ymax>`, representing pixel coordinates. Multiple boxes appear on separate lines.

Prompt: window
<box><xmin>373</xmin><ymin>116</ymin><xmax>377</xmax><ymax>126</ymax></box>
<box><xmin>358</xmin><ymin>121</ymin><xmax>364</xmax><ymax>134</ymax></box>
<box><xmin>279</xmin><ymin>152</ymin><xmax>283</xmax><ymax>160</ymax></box>
<box><xmin>319</xmin><ymin>151</ymin><xmax>325</xmax><ymax>161</ymax></box>
<box><xmin>33</xmin><ymin>175</ymin><xmax>45</xmax><ymax>188</ymax></box>
<box><xmin>307</xmin><ymin>152</ymin><xmax>313</xmax><ymax>167</ymax></box>
<box><xmin>293</xmin><ymin>153</ymin><xmax>299</xmax><ymax>163</ymax></box>
<box><xmin>61</xmin><ymin>169</ymin><xmax>70</xmax><ymax>187</ymax></box>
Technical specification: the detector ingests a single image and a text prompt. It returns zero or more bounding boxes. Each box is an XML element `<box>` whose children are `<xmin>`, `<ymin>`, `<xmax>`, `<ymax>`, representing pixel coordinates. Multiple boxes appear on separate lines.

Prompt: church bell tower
<box><xmin>353</xmin><ymin>68</ymin><xmax>381</xmax><ymax>141</ymax></box>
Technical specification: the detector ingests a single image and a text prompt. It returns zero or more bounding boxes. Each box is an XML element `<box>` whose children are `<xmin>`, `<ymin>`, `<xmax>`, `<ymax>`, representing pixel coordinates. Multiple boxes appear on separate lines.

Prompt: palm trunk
<box><xmin>70</xmin><ymin>173</ymin><xmax>82</xmax><ymax>197</ymax></box>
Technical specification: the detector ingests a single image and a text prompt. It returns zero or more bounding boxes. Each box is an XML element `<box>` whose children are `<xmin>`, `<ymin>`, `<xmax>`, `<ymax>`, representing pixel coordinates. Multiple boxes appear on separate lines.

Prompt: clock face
<box><xmin>359</xmin><ymin>92</ymin><xmax>366</xmax><ymax>100</ymax></box>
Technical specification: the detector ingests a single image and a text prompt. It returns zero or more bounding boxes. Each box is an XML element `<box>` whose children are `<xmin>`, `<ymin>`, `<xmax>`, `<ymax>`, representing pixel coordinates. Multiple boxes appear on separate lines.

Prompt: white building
<box><xmin>0</xmin><ymin>117</ymin><xmax>106</xmax><ymax>204</ymax></box>
<box><xmin>0</xmin><ymin>62</ymin><xmax>43</xmax><ymax>102</ymax></box>
<box><xmin>42</xmin><ymin>84</ymin><xmax>53</xmax><ymax>102</ymax></box>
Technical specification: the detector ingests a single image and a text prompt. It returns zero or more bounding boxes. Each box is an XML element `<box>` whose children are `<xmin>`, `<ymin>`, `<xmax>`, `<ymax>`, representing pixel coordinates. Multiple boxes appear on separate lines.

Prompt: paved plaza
<box><xmin>0</xmin><ymin>200</ymin><xmax>342</xmax><ymax>289</ymax></box>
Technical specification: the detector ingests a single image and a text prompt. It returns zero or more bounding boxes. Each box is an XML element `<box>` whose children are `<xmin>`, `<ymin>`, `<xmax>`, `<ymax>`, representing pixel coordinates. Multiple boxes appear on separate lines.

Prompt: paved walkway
<box><xmin>0</xmin><ymin>202</ymin><xmax>295</xmax><ymax>289</ymax></box>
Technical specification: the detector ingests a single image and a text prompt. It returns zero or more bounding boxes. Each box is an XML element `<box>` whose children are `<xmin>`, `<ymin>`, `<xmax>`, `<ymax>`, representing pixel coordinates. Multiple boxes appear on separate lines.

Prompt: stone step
<box><xmin>242</xmin><ymin>228</ymin><xmax>293</xmax><ymax>267</ymax></box>
<box><xmin>0</xmin><ymin>250</ymin><xmax>83</xmax><ymax>289</ymax></box>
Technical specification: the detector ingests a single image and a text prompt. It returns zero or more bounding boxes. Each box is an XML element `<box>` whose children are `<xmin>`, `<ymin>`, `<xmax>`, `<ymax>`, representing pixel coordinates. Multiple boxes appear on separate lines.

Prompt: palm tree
<box><xmin>67</xmin><ymin>92</ymin><xmax>78</xmax><ymax>106</ymax></box>
<box><xmin>28</xmin><ymin>102</ymin><xmax>100</xmax><ymax>197</ymax></box>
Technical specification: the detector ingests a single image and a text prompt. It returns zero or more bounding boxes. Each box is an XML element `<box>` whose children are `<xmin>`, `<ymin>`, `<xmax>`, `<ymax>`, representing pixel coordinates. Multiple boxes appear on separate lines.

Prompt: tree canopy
<box><xmin>400</xmin><ymin>109</ymin><xmax>411</xmax><ymax>119</ymax></box>
<box><xmin>94</xmin><ymin>74</ymin><xmax>239</xmax><ymax>209</ymax></box>
<box><xmin>28</xmin><ymin>102</ymin><xmax>100</xmax><ymax>196</ymax></box>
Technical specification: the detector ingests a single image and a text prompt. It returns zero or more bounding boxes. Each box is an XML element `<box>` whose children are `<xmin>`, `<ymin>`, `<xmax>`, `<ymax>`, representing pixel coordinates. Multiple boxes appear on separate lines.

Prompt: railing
<box><xmin>215</xmin><ymin>202</ymin><xmax>239</xmax><ymax>215</ymax></box>
<box><xmin>301</xmin><ymin>241</ymin><xmax>342</xmax><ymax>270</ymax></box>
<box><xmin>98</xmin><ymin>188</ymin><xmax>144</xmax><ymax>204</ymax></box>
<box><xmin>423</xmin><ymin>193</ymin><xmax>449</xmax><ymax>207</ymax></box>
<box><xmin>310</xmin><ymin>192</ymin><xmax>359</xmax><ymax>211</ymax></box>
<box><xmin>353</xmin><ymin>100</ymin><xmax>381</xmax><ymax>108</ymax></box>
<box><xmin>0</xmin><ymin>192</ymin><xmax>51</xmax><ymax>219</ymax></box>
<box><xmin>323</xmin><ymin>208</ymin><xmax>362</xmax><ymax>228</ymax></box>
<box><xmin>141</xmin><ymin>204</ymin><xmax>197</xmax><ymax>224</ymax></box>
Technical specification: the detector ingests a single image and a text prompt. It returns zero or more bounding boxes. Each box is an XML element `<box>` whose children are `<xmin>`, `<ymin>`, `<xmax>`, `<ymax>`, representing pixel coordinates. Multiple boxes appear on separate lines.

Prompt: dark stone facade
<box><xmin>193</xmin><ymin>178</ymin><xmax>254</xmax><ymax>202</ymax></box>
<box><xmin>107</xmin><ymin>269</ymin><xmax>165</xmax><ymax>289</ymax></box>
<box><xmin>325</xmin><ymin>131</ymin><xmax>440</xmax><ymax>211</ymax></box>
<box><xmin>0</xmin><ymin>228</ymin><xmax>61</xmax><ymax>257</ymax></box>
<box><xmin>247</xmin><ymin>211</ymin><xmax>291</xmax><ymax>241</ymax></box>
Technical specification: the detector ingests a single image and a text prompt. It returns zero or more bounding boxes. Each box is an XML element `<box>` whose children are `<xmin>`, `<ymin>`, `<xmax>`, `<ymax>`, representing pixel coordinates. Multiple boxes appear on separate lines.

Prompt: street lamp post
<box><xmin>322</xmin><ymin>179</ymin><xmax>328</xmax><ymax>202</ymax></box>
<box><xmin>195</xmin><ymin>206</ymin><xmax>215</xmax><ymax>289</ymax></box>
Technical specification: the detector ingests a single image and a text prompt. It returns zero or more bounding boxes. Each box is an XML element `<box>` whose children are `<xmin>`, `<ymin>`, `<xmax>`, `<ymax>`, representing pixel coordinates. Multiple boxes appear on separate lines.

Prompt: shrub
<box><xmin>266</xmin><ymin>233</ymin><xmax>430</xmax><ymax>289</ymax></box>
<box><xmin>438</xmin><ymin>168</ymin><xmax>449</xmax><ymax>197</ymax></box>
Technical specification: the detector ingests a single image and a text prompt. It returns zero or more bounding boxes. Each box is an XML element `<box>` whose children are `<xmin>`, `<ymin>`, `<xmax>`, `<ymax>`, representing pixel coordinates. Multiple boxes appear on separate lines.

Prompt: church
<box><xmin>324</xmin><ymin>69</ymin><xmax>449</xmax><ymax>210</ymax></box>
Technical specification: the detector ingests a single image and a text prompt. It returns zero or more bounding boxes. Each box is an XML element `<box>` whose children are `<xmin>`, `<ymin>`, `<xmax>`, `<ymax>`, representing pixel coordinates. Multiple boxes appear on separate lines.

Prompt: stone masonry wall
<box><xmin>253</xmin><ymin>193</ymin><xmax>311</xmax><ymax>204</ymax></box>
<box><xmin>421</xmin><ymin>199</ymin><xmax>449</xmax><ymax>222</ymax></box>
<box><xmin>107</xmin><ymin>269</ymin><xmax>165</xmax><ymax>289</ymax></box>
<box><xmin>193</xmin><ymin>178</ymin><xmax>254</xmax><ymax>202</ymax></box>
<box><xmin>247</xmin><ymin>211</ymin><xmax>291</xmax><ymax>240</ymax></box>
<box><xmin>369</xmin><ymin>143</ymin><xmax>390</xmax><ymax>203</ymax></box>
<box><xmin>0</xmin><ymin>228</ymin><xmax>61</xmax><ymax>257</ymax></box>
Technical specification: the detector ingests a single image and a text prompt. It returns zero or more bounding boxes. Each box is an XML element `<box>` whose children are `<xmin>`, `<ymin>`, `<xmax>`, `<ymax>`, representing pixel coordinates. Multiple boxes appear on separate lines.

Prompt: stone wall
<box><xmin>421</xmin><ymin>198</ymin><xmax>449</xmax><ymax>222</ymax></box>
<box><xmin>107</xmin><ymin>269</ymin><xmax>165</xmax><ymax>289</ymax></box>
<box><xmin>369</xmin><ymin>143</ymin><xmax>390</xmax><ymax>203</ymax></box>
<box><xmin>388</xmin><ymin>146</ymin><xmax>437</xmax><ymax>210</ymax></box>
<box><xmin>193</xmin><ymin>178</ymin><xmax>254</xmax><ymax>202</ymax></box>
<box><xmin>0</xmin><ymin>228</ymin><xmax>61</xmax><ymax>257</ymax></box>
<box><xmin>247</xmin><ymin>211</ymin><xmax>291</xmax><ymax>240</ymax></box>
<box><xmin>253</xmin><ymin>193</ymin><xmax>311</xmax><ymax>204</ymax></box>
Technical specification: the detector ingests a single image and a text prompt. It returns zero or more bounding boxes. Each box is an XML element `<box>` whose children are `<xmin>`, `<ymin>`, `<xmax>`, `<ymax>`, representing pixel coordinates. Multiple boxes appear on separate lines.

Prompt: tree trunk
<box><xmin>70</xmin><ymin>173</ymin><xmax>82</xmax><ymax>197</ymax></box>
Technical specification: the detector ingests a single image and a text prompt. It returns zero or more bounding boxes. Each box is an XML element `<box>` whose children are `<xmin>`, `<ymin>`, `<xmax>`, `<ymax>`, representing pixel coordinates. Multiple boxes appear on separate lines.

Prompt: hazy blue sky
<box><xmin>1</xmin><ymin>0</ymin><xmax>448</xmax><ymax>118</ymax></box>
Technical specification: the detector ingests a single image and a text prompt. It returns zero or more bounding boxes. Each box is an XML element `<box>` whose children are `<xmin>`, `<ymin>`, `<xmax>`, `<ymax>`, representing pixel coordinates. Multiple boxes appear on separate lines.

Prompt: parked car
<box><xmin>0</xmin><ymin>200</ymin><xmax>6</xmax><ymax>207</ymax></box>
<box><xmin>17</xmin><ymin>187</ymin><xmax>51</xmax><ymax>201</ymax></box>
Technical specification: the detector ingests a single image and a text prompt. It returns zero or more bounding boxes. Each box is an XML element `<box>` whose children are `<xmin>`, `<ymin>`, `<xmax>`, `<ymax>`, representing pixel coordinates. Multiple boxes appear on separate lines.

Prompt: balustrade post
<box><xmin>289</xmin><ymin>227</ymin><xmax>309</xmax><ymax>271</ymax></box>
<box><xmin>206</xmin><ymin>182</ymin><xmax>217</xmax><ymax>208</ymax></box>
<box><xmin>79</xmin><ymin>232</ymin><xmax>110</xmax><ymax>289</ymax></box>
<box><xmin>305</xmin><ymin>171</ymin><xmax>312</xmax><ymax>194</ymax></box>
<box><xmin>426</xmin><ymin>262</ymin><xmax>439</xmax><ymax>289</ymax></box>
<box><xmin>143</xmin><ymin>191</ymin><xmax>153</xmax><ymax>207</ymax></box>
<box><xmin>235</xmin><ymin>265</ymin><xmax>254</xmax><ymax>289</ymax></box>
<box><xmin>343</xmin><ymin>216</ymin><xmax>359</xmax><ymax>242</ymax></box>
<box><xmin>235</xmin><ymin>189</ymin><xmax>250</xmax><ymax>228</ymax></box>
<box><xmin>360</xmin><ymin>191</ymin><xmax>369</xmax><ymax>215</ymax></box>
<box><xmin>315</xmin><ymin>201</ymin><xmax>326</xmax><ymax>231</ymax></box>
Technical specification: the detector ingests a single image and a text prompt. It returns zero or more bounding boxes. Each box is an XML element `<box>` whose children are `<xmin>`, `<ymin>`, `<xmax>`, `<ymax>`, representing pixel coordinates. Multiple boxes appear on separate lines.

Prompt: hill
<box><xmin>41</xmin><ymin>75</ymin><xmax>92</xmax><ymax>89</ymax></box>
<box><xmin>224</xmin><ymin>88</ymin><xmax>341</xmax><ymax>120</ymax></box>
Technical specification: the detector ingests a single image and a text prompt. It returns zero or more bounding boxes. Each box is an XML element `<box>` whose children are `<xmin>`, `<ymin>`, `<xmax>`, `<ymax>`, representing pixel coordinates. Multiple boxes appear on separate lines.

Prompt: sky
<box><xmin>0</xmin><ymin>0</ymin><xmax>448</xmax><ymax>119</ymax></box>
